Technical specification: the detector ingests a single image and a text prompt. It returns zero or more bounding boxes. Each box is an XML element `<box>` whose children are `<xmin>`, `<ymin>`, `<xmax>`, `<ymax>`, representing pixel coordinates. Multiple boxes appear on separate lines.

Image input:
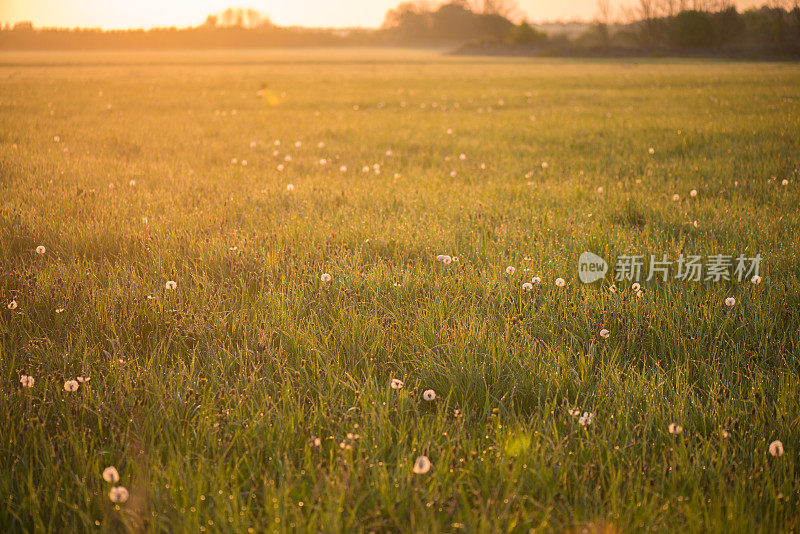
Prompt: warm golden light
<box><xmin>1</xmin><ymin>0</ymin><xmax>768</xmax><ymax>30</ymax></box>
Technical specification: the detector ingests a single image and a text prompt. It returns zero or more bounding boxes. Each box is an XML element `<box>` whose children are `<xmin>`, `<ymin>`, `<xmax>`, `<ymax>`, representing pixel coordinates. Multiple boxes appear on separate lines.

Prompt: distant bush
<box><xmin>670</xmin><ymin>10</ymin><xmax>717</xmax><ymax>48</ymax></box>
<box><xmin>505</xmin><ymin>22</ymin><xmax>547</xmax><ymax>45</ymax></box>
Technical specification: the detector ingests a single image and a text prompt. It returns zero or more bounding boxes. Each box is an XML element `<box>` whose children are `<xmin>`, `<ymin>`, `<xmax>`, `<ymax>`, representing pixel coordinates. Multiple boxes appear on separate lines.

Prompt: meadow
<box><xmin>1</xmin><ymin>49</ymin><xmax>799</xmax><ymax>533</ymax></box>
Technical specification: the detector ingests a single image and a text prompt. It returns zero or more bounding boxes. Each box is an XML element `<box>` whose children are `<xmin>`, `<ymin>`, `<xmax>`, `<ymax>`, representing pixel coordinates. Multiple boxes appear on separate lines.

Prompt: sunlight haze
<box><xmin>0</xmin><ymin>0</ymin><xmax>767</xmax><ymax>29</ymax></box>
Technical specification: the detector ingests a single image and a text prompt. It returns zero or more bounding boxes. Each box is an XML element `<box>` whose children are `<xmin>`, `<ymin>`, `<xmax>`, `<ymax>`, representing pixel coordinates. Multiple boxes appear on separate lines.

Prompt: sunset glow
<box><xmin>0</xmin><ymin>0</ymin><xmax>767</xmax><ymax>29</ymax></box>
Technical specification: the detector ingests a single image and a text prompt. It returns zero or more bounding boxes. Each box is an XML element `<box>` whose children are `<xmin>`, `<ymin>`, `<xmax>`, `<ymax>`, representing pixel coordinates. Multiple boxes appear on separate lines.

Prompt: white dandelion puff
<box><xmin>531</xmin><ymin>276</ymin><xmax>541</xmax><ymax>285</ymax></box>
<box><xmin>108</xmin><ymin>486</ymin><xmax>129</xmax><ymax>504</ymax></box>
<box><xmin>541</xmin><ymin>161</ymin><xmax>548</xmax><ymax>169</ymax></box>
<box><xmin>769</xmin><ymin>440</ymin><xmax>784</xmax><ymax>457</ymax></box>
<box><xmin>725</xmin><ymin>297</ymin><xmax>736</xmax><ymax>307</ymax></box>
<box><xmin>20</xmin><ymin>375</ymin><xmax>34</xmax><ymax>388</ymax></box>
<box><xmin>277</xmin><ymin>164</ymin><xmax>285</xmax><ymax>171</ymax></box>
<box><xmin>555</xmin><ymin>278</ymin><xmax>566</xmax><ymax>287</ymax></box>
<box><xmin>64</xmin><ymin>380</ymin><xmax>79</xmax><ymax>392</ymax></box>
<box><xmin>751</xmin><ymin>275</ymin><xmax>762</xmax><ymax>285</ymax></box>
<box><xmin>77</xmin><ymin>375</ymin><xmax>90</xmax><ymax>383</ymax></box>
<box><xmin>422</xmin><ymin>389</ymin><xmax>436</xmax><ymax>401</ymax></box>
<box><xmin>286</xmin><ymin>184</ymin><xmax>295</xmax><ymax>191</ymax></box>
<box><xmin>7</xmin><ymin>300</ymin><xmax>18</xmax><ymax>310</ymax></box>
<box><xmin>690</xmin><ymin>189</ymin><xmax>697</xmax><ymax>197</ymax></box>
<box><xmin>339</xmin><ymin>165</ymin><xmax>347</xmax><ymax>173</ymax></box>
<box><xmin>632</xmin><ymin>283</ymin><xmax>641</xmax><ymax>292</ymax></box>
<box><xmin>320</xmin><ymin>273</ymin><xmax>332</xmax><ymax>283</ymax></box>
<box><xmin>781</xmin><ymin>179</ymin><xmax>788</xmax><ymax>186</ymax></box>
<box><xmin>506</xmin><ymin>266</ymin><xmax>515</xmax><ymax>275</ymax></box>
<box><xmin>609</xmin><ymin>285</ymin><xmax>617</xmax><ymax>293</ymax></box>
<box><xmin>442</xmin><ymin>256</ymin><xmax>452</xmax><ymax>265</ymax></box>
<box><xmin>522</xmin><ymin>282</ymin><xmax>533</xmax><ymax>292</ymax></box>
<box><xmin>103</xmin><ymin>466</ymin><xmax>120</xmax><ymax>483</ymax></box>
<box><xmin>672</xmin><ymin>194</ymin><xmax>680</xmax><ymax>201</ymax></box>
<box><xmin>128</xmin><ymin>179</ymin><xmax>136</xmax><ymax>187</ymax></box>
<box><xmin>599</xmin><ymin>329</ymin><xmax>610</xmax><ymax>339</ymax></box>
<box><xmin>390</xmin><ymin>378</ymin><xmax>404</xmax><ymax>390</ymax></box>
<box><xmin>668</xmin><ymin>423</ymin><xmax>683</xmax><ymax>435</ymax></box>
<box><xmin>413</xmin><ymin>455</ymin><xmax>431</xmax><ymax>474</ymax></box>
<box><xmin>36</xmin><ymin>246</ymin><xmax>46</xmax><ymax>255</ymax></box>
<box><xmin>648</xmin><ymin>147</ymin><xmax>655</xmax><ymax>154</ymax></box>
<box><xmin>165</xmin><ymin>280</ymin><xmax>177</xmax><ymax>291</ymax></box>
<box><xmin>568</xmin><ymin>408</ymin><xmax>580</xmax><ymax>417</ymax></box>
<box><xmin>578</xmin><ymin>412</ymin><xmax>594</xmax><ymax>426</ymax></box>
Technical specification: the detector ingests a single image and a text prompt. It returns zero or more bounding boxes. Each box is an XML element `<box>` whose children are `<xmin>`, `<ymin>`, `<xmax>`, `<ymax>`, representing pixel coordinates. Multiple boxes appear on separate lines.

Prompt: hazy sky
<box><xmin>0</xmin><ymin>0</ymin><xmax>766</xmax><ymax>29</ymax></box>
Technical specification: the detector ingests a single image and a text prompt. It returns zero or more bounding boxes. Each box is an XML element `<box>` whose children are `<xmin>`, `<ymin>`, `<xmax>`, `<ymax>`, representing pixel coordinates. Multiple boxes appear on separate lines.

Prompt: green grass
<box><xmin>1</xmin><ymin>49</ymin><xmax>799</xmax><ymax>533</ymax></box>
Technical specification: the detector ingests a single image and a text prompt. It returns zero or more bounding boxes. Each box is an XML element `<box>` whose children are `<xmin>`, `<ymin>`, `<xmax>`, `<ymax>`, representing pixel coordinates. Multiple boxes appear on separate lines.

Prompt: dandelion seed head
<box><xmin>390</xmin><ymin>378</ymin><xmax>404</xmax><ymax>390</ymax></box>
<box><xmin>668</xmin><ymin>423</ymin><xmax>683</xmax><ymax>435</ymax></box>
<box><xmin>725</xmin><ymin>297</ymin><xmax>736</xmax><ymax>307</ymax></box>
<box><xmin>506</xmin><ymin>266</ymin><xmax>515</xmax><ymax>275</ymax></box>
<box><xmin>36</xmin><ymin>246</ymin><xmax>46</xmax><ymax>255</ymax></box>
<box><xmin>690</xmin><ymin>189</ymin><xmax>697</xmax><ymax>197</ymax></box>
<box><xmin>531</xmin><ymin>276</ymin><xmax>541</xmax><ymax>285</ymax></box>
<box><xmin>413</xmin><ymin>455</ymin><xmax>431</xmax><ymax>474</ymax></box>
<box><xmin>109</xmin><ymin>486</ymin><xmax>129</xmax><ymax>503</ymax></box>
<box><xmin>64</xmin><ymin>380</ymin><xmax>79</xmax><ymax>392</ymax></box>
<box><xmin>751</xmin><ymin>275</ymin><xmax>762</xmax><ymax>285</ymax></box>
<box><xmin>600</xmin><ymin>329</ymin><xmax>610</xmax><ymax>339</ymax></box>
<box><xmin>320</xmin><ymin>273</ymin><xmax>332</xmax><ymax>283</ymax></box>
<box><xmin>286</xmin><ymin>184</ymin><xmax>295</xmax><ymax>191</ymax></box>
<box><xmin>165</xmin><ymin>280</ymin><xmax>177</xmax><ymax>291</ymax></box>
<box><xmin>20</xmin><ymin>375</ymin><xmax>34</xmax><ymax>388</ymax></box>
<box><xmin>422</xmin><ymin>389</ymin><xmax>436</xmax><ymax>401</ymax></box>
<box><xmin>7</xmin><ymin>300</ymin><xmax>18</xmax><ymax>310</ymax></box>
<box><xmin>769</xmin><ymin>440</ymin><xmax>784</xmax><ymax>457</ymax></box>
<box><xmin>522</xmin><ymin>282</ymin><xmax>533</xmax><ymax>292</ymax></box>
<box><xmin>103</xmin><ymin>466</ymin><xmax>120</xmax><ymax>483</ymax></box>
<box><xmin>555</xmin><ymin>278</ymin><xmax>566</xmax><ymax>287</ymax></box>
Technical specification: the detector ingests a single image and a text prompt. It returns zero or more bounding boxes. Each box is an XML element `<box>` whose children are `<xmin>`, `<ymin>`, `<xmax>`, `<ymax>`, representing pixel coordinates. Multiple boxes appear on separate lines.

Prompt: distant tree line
<box><xmin>1</xmin><ymin>2</ymin><xmax>798</xmax><ymax>57</ymax></box>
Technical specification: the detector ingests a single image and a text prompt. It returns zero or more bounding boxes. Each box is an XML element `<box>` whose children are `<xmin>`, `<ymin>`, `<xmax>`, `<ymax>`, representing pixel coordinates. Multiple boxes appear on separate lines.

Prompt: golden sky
<box><xmin>0</xmin><ymin>0</ymin><xmax>766</xmax><ymax>29</ymax></box>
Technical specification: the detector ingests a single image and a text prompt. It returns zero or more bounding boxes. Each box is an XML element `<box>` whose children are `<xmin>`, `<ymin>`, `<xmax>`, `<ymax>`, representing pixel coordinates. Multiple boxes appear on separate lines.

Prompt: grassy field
<box><xmin>1</xmin><ymin>50</ymin><xmax>799</xmax><ymax>533</ymax></box>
